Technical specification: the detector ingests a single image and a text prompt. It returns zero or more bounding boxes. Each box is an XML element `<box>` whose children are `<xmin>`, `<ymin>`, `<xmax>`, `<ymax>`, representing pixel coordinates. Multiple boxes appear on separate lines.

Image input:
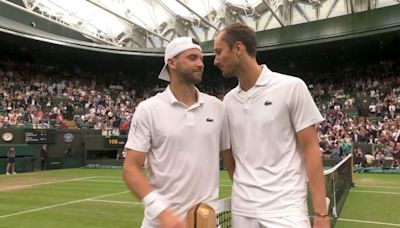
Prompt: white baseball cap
<box><xmin>158</xmin><ymin>37</ymin><xmax>202</xmax><ymax>82</ymax></box>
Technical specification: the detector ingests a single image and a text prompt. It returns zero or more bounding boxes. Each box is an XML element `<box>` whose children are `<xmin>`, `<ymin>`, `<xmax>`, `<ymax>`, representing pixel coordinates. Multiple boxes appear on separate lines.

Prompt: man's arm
<box><xmin>220</xmin><ymin>149</ymin><xmax>235</xmax><ymax>180</ymax></box>
<box><xmin>122</xmin><ymin>148</ymin><xmax>185</xmax><ymax>228</ymax></box>
<box><xmin>297</xmin><ymin>125</ymin><xmax>330</xmax><ymax>228</ymax></box>
<box><xmin>123</xmin><ymin>148</ymin><xmax>151</xmax><ymax>198</ymax></box>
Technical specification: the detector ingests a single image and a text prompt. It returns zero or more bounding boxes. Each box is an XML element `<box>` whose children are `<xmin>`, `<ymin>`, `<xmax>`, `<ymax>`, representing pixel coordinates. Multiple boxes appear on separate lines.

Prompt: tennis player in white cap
<box><xmin>123</xmin><ymin>37</ymin><xmax>230</xmax><ymax>228</ymax></box>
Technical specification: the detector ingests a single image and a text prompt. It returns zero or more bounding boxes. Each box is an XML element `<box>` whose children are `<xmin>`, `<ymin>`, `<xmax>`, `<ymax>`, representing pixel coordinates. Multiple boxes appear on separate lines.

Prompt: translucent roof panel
<box><xmin>100</xmin><ymin>0</ymin><xmax>170</xmax><ymax>29</ymax></box>
<box><xmin>159</xmin><ymin>0</ymin><xmax>217</xmax><ymax>18</ymax></box>
<box><xmin>37</xmin><ymin>0</ymin><xmax>127</xmax><ymax>37</ymax></box>
<box><xmin>17</xmin><ymin>0</ymin><xmax>400</xmax><ymax>48</ymax></box>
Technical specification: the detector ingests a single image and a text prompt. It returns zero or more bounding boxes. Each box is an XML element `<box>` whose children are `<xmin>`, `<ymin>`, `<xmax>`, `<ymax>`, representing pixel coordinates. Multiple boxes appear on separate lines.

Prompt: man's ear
<box><xmin>167</xmin><ymin>58</ymin><xmax>177</xmax><ymax>70</ymax></box>
<box><xmin>234</xmin><ymin>41</ymin><xmax>246</xmax><ymax>56</ymax></box>
<box><xmin>234</xmin><ymin>41</ymin><xmax>241</xmax><ymax>52</ymax></box>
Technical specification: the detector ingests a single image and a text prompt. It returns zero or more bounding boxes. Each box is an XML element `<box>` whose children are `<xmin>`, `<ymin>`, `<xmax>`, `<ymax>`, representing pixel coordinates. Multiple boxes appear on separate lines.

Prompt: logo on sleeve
<box><xmin>206</xmin><ymin>118</ymin><xmax>214</xmax><ymax>122</ymax></box>
<box><xmin>132</xmin><ymin>121</ymin><xmax>138</xmax><ymax>133</ymax></box>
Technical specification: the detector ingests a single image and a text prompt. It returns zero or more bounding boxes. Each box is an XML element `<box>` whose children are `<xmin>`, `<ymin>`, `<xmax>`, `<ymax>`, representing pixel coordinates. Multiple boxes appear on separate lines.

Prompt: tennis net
<box><xmin>208</xmin><ymin>198</ymin><xmax>231</xmax><ymax>228</ymax></box>
<box><xmin>189</xmin><ymin>154</ymin><xmax>353</xmax><ymax>228</ymax></box>
<box><xmin>309</xmin><ymin>154</ymin><xmax>354</xmax><ymax>226</ymax></box>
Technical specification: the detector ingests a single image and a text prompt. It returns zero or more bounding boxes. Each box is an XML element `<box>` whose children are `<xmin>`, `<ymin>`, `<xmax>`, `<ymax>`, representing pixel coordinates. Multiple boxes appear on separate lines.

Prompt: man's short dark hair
<box><xmin>219</xmin><ymin>23</ymin><xmax>257</xmax><ymax>57</ymax></box>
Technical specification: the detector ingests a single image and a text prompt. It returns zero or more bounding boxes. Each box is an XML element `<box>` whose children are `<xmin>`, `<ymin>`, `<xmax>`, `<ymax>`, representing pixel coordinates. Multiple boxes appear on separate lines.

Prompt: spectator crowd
<box><xmin>0</xmin><ymin>58</ymin><xmax>400</xmax><ymax>167</ymax></box>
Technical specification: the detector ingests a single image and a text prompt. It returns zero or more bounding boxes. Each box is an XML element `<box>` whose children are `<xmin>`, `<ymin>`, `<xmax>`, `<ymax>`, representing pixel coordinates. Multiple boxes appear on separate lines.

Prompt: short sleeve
<box><xmin>220</xmin><ymin>105</ymin><xmax>231</xmax><ymax>151</ymax></box>
<box><xmin>124</xmin><ymin>103</ymin><xmax>151</xmax><ymax>152</ymax></box>
<box><xmin>289</xmin><ymin>79</ymin><xmax>324</xmax><ymax>132</ymax></box>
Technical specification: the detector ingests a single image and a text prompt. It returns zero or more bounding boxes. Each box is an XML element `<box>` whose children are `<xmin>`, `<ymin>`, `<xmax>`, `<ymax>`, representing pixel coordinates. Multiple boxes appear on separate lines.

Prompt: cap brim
<box><xmin>158</xmin><ymin>64</ymin><xmax>170</xmax><ymax>82</ymax></box>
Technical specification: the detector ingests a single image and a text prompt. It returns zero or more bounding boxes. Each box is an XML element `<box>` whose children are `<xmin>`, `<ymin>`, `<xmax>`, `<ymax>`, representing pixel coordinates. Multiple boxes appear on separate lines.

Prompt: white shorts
<box><xmin>141</xmin><ymin>215</ymin><xmax>188</xmax><ymax>228</ymax></box>
<box><xmin>232</xmin><ymin>213</ymin><xmax>311</xmax><ymax>228</ymax></box>
<box><xmin>141</xmin><ymin>217</ymin><xmax>157</xmax><ymax>228</ymax></box>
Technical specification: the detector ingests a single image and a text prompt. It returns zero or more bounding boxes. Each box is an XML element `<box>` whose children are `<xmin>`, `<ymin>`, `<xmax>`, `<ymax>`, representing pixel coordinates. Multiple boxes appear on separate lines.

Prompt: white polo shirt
<box><xmin>125</xmin><ymin>86</ymin><xmax>230</xmax><ymax>226</ymax></box>
<box><xmin>224</xmin><ymin>65</ymin><xmax>324</xmax><ymax>218</ymax></box>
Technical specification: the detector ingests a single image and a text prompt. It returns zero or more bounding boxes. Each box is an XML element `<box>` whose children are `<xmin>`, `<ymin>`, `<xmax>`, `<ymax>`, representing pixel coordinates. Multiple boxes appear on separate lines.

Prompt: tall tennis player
<box><xmin>214</xmin><ymin>23</ymin><xmax>330</xmax><ymax>228</ymax></box>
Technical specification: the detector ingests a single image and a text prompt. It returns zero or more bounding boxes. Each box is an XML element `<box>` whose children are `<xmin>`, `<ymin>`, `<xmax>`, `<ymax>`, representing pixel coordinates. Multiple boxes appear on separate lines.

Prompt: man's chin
<box><xmin>222</xmin><ymin>72</ymin><xmax>235</xmax><ymax>79</ymax></box>
<box><xmin>192</xmin><ymin>76</ymin><xmax>202</xmax><ymax>85</ymax></box>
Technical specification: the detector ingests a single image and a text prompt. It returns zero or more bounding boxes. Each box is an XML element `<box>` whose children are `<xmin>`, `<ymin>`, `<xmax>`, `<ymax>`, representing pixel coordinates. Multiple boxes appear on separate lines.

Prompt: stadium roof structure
<box><xmin>7</xmin><ymin>0</ymin><xmax>399</xmax><ymax>49</ymax></box>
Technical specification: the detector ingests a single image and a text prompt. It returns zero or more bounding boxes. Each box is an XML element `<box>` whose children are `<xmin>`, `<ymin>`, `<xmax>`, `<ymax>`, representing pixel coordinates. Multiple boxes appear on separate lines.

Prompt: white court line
<box><xmin>92</xmin><ymin>176</ymin><xmax>123</xmax><ymax>179</ymax></box>
<box><xmin>351</xmin><ymin>190</ymin><xmax>400</xmax><ymax>195</ymax></box>
<box><xmin>84</xmin><ymin>180</ymin><xmax>123</xmax><ymax>183</ymax></box>
<box><xmin>88</xmin><ymin>199</ymin><xmax>142</xmax><ymax>205</ymax></box>
<box><xmin>3</xmin><ymin>176</ymin><xmax>97</xmax><ymax>189</ymax></box>
<box><xmin>0</xmin><ymin>191</ymin><xmax>129</xmax><ymax>219</ymax></box>
<box><xmin>339</xmin><ymin>218</ymin><xmax>400</xmax><ymax>227</ymax></box>
<box><xmin>356</xmin><ymin>185</ymin><xmax>400</xmax><ymax>189</ymax></box>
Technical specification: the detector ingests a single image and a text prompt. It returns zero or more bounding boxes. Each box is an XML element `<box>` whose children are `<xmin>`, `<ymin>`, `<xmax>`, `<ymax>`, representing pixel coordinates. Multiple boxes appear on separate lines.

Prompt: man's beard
<box><xmin>179</xmin><ymin>70</ymin><xmax>203</xmax><ymax>85</ymax></box>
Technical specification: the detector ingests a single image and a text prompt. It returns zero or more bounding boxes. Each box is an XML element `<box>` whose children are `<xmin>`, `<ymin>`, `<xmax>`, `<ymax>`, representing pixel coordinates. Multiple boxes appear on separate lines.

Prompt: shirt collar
<box><xmin>254</xmin><ymin>64</ymin><xmax>271</xmax><ymax>86</ymax></box>
<box><xmin>236</xmin><ymin>64</ymin><xmax>271</xmax><ymax>94</ymax></box>
<box><xmin>165</xmin><ymin>85</ymin><xmax>204</xmax><ymax>106</ymax></box>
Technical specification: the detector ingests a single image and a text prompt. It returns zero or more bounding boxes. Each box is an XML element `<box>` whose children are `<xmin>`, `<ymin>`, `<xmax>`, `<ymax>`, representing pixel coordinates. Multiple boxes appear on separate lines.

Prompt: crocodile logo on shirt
<box><xmin>264</xmin><ymin>100</ymin><xmax>272</xmax><ymax>106</ymax></box>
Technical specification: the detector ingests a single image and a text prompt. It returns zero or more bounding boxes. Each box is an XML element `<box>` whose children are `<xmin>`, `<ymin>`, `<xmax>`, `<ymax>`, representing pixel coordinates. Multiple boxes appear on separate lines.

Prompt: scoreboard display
<box><xmin>104</xmin><ymin>136</ymin><xmax>127</xmax><ymax>148</ymax></box>
<box><xmin>25</xmin><ymin>129</ymin><xmax>56</xmax><ymax>144</ymax></box>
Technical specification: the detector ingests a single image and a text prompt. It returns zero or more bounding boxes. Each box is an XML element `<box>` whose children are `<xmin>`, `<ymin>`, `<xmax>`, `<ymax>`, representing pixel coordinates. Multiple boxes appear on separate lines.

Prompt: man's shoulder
<box><xmin>269</xmin><ymin>71</ymin><xmax>304</xmax><ymax>85</ymax></box>
<box><xmin>268</xmin><ymin>73</ymin><xmax>310</xmax><ymax>95</ymax></box>
<box><xmin>199</xmin><ymin>92</ymin><xmax>223</xmax><ymax>104</ymax></box>
<box><xmin>223</xmin><ymin>87</ymin><xmax>239</xmax><ymax>102</ymax></box>
<box><xmin>137</xmin><ymin>93</ymin><xmax>166</xmax><ymax>109</ymax></box>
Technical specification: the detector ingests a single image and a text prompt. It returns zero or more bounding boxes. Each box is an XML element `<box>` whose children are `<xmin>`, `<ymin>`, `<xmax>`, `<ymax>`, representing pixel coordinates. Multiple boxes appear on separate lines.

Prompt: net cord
<box><xmin>324</xmin><ymin>154</ymin><xmax>353</xmax><ymax>175</ymax></box>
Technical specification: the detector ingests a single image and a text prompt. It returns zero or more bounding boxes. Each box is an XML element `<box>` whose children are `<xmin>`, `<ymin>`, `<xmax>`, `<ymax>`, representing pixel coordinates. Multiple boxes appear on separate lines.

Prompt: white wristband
<box><xmin>142</xmin><ymin>192</ymin><xmax>168</xmax><ymax>219</ymax></box>
<box><xmin>142</xmin><ymin>191</ymin><xmax>158</xmax><ymax>206</ymax></box>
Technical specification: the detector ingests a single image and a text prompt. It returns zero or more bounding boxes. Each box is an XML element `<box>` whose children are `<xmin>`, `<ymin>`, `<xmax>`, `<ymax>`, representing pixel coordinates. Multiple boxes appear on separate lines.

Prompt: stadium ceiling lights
<box><xmin>17</xmin><ymin>0</ymin><xmax>398</xmax><ymax>49</ymax></box>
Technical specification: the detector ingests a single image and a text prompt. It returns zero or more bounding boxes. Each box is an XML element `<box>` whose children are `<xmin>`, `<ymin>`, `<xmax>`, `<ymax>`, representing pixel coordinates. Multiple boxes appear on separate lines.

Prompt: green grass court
<box><xmin>0</xmin><ymin>169</ymin><xmax>399</xmax><ymax>227</ymax></box>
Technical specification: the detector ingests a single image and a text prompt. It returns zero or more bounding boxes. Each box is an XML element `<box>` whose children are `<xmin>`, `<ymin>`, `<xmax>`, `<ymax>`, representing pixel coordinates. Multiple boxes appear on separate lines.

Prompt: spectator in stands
<box><xmin>40</xmin><ymin>144</ymin><xmax>49</xmax><ymax>171</ymax></box>
<box><xmin>340</xmin><ymin>141</ymin><xmax>351</xmax><ymax>160</ymax></box>
<box><xmin>375</xmin><ymin>151</ymin><xmax>386</xmax><ymax>167</ymax></box>
<box><xmin>358</xmin><ymin>128</ymin><xmax>370</xmax><ymax>143</ymax></box>
<box><xmin>123</xmin><ymin>37</ymin><xmax>230</xmax><ymax>228</ymax></box>
<box><xmin>351</xmin><ymin>130</ymin><xmax>361</xmax><ymax>144</ymax></box>
<box><xmin>388</xmin><ymin>102</ymin><xmax>396</xmax><ymax>119</ymax></box>
<box><xmin>356</xmin><ymin>90</ymin><xmax>371</xmax><ymax>123</ymax></box>
<box><xmin>116</xmin><ymin>148</ymin><xmax>126</xmax><ymax>161</ymax></box>
<box><xmin>392</xmin><ymin>159</ymin><xmax>399</xmax><ymax>169</ymax></box>
<box><xmin>374</xmin><ymin>139</ymin><xmax>383</xmax><ymax>150</ymax></box>
<box><xmin>383</xmin><ymin>141</ymin><xmax>394</xmax><ymax>160</ymax></box>
<box><xmin>330</xmin><ymin>143</ymin><xmax>340</xmax><ymax>162</ymax></box>
<box><xmin>354</xmin><ymin>148</ymin><xmax>366</xmax><ymax>167</ymax></box>
<box><xmin>369</xmin><ymin>102</ymin><xmax>377</xmax><ymax>115</ymax></box>
<box><xmin>6</xmin><ymin>146</ymin><xmax>16</xmax><ymax>175</ymax></box>
<box><xmin>392</xmin><ymin>126</ymin><xmax>400</xmax><ymax>142</ymax></box>
<box><xmin>213</xmin><ymin>23</ymin><xmax>329</xmax><ymax>228</ymax></box>
<box><xmin>393</xmin><ymin>142</ymin><xmax>400</xmax><ymax>162</ymax></box>
<box><xmin>66</xmin><ymin>101</ymin><xmax>74</xmax><ymax>120</ymax></box>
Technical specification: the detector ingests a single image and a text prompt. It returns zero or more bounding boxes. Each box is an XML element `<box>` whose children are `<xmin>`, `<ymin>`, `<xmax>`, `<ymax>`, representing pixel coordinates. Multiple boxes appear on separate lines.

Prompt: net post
<box><xmin>332</xmin><ymin>171</ymin><xmax>338</xmax><ymax>218</ymax></box>
<box><xmin>350</xmin><ymin>154</ymin><xmax>355</xmax><ymax>187</ymax></box>
<box><xmin>189</xmin><ymin>198</ymin><xmax>231</xmax><ymax>228</ymax></box>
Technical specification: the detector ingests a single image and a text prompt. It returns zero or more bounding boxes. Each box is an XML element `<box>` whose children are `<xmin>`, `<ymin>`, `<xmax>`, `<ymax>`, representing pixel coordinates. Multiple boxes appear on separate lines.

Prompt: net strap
<box><xmin>208</xmin><ymin>198</ymin><xmax>231</xmax><ymax>214</ymax></box>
